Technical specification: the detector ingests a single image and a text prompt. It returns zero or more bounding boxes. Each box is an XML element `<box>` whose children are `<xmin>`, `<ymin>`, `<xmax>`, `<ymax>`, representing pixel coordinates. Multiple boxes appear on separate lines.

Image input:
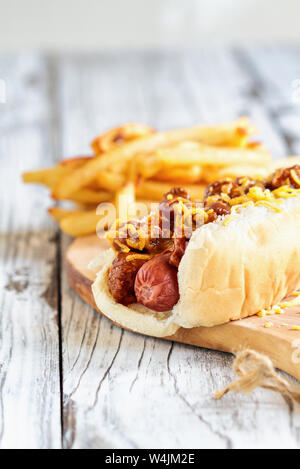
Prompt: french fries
<box><xmin>135</xmin><ymin>154</ymin><xmax>163</xmax><ymax>179</ymax></box>
<box><xmin>49</xmin><ymin>206</ymin><xmax>107</xmax><ymax>236</ymax></box>
<box><xmin>211</xmin><ymin>165</ymin><xmax>269</xmax><ymax>180</ymax></box>
<box><xmin>91</xmin><ymin>123</ymin><xmax>155</xmax><ymax>154</ymax></box>
<box><xmin>53</xmin><ymin>118</ymin><xmax>259</xmax><ymax>199</ymax></box>
<box><xmin>154</xmin><ymin>165</ymin><xmax>203</xmax><ymax>184</ymax></box>
<box><xmin>23</xmin><ymin>167</ymin><xmax>64</xmax><ymax>188</ymax></box>
<box><xmin>52</xmin><ymin>188</ymin><xmax>112</xmax><ymax>205</ymax></box>
<box><xmin>48</xmin><ymin>207</ymin><xmax>85</xmax><ymax>222</ymax></box>
<box><xmin>115</xmin><ymin>182</ymin><xmax>136</xmax><ymax>220</ymax></box>
<box><xmin>22</xmin><ymin>156</ymin><xmax>92</xmax><ymax>188</ymax></box>
<box><xmin>156</xmin><ymin>142</ymin><xmax>270</xmax><ymax>168</ymax></box>
<box><xmin>23</xmin><ymin>119</ymin><xmax>276</xmax><ymax>237</ymax></box>
<box><xmin>136</xmin><ymin>180</ymin><xmax>206</xmax><ymax>201</ymax></box>
<box><xmin>59</xmin><ymin>211</ymin><xmax>105</xmax><ymax>237</ymax></box>
<box><xmin>270</xmin><ymin>156</ymin><xmax>300</xmax><ymax>171</ymax></box>
<box><xmin>95</xmin><ymin>171</ymin><xmax>125</xmax><ymax>192</ymax></box>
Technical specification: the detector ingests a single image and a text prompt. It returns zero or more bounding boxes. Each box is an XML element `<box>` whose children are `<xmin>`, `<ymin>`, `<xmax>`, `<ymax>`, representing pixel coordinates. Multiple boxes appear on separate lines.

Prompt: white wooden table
<box><xmin>1</xmin><ymin>47</ymin><xmax>300</xmax><ymax>449</ymax></box>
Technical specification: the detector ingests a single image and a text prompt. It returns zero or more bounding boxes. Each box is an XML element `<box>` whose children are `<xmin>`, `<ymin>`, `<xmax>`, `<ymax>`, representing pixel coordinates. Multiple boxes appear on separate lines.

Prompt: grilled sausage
<box><xmin>169</xmin><ymin>237</ymin><xmax>188</xmax><ymax>268</ymax></box>
<box><xmin>134</xmin><ymin>252</ymin><xmax>179</xmax><ymax>312</ymax></box>
<box><xmin>108</xmin><ymin>253</ymin><xmax>148</xmax><ymax>306</ymax></box>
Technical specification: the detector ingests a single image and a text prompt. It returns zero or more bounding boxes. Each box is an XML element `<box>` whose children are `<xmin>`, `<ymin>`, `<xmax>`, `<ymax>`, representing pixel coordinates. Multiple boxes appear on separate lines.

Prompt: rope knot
<box><xmin>215</xmin><ymin>349</ymin><xmax>300</xmax><ymax>404</ymax></box>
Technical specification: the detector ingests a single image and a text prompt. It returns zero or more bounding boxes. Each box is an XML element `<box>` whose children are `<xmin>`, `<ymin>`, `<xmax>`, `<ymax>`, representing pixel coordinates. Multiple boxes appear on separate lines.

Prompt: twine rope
<box><xmin>215</xmin><ymin>349</ymin><xmax>300</xmax><ymax>403</ymax></box>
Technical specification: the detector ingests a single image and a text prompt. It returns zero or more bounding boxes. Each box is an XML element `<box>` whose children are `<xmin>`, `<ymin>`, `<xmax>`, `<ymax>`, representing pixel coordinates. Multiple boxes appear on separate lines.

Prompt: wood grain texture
<box><xmin>1</xmin><ymin>48</ymin><xmax>300</xmax><ymax>449</ymax></box>
<box><xmin>0</xmin><ymin>54</ymin><xmax>61</xmax><ymax>448</ymax></box>
<box><xmin>58</xmin><ymin>49</ymin><xmax>300</xmax><ymax>449</ymax></box>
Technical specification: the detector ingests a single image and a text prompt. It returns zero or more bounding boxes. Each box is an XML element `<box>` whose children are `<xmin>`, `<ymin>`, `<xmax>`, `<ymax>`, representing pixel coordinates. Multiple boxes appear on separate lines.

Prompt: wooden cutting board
<box><xmin>66</xmin><ymin>235</ymin><xmax>300</xmax><ymax>381</ymax></box>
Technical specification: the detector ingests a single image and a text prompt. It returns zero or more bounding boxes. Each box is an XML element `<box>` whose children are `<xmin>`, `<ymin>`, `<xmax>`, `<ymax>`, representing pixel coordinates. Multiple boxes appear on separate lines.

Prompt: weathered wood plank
<box><xmin>59</xmin><ymin>48</ymin><xmax>300</xmax><ymax>449</ymax></box>
<box><xmin>0</xmin><ymin>54</ymin><xmax>62</xmax><ymax>448</ymax></box>
<box><xmin>237</xmin><ymin>46</ymin><xmax>300</xmax><ymax>155</ymax></box>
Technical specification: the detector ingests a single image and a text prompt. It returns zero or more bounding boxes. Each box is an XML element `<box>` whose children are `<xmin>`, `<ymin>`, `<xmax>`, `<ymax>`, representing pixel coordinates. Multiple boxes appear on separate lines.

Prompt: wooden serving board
<box><xmin>66</xmin><ymin>235</ymin><xmax>300</xmax><ymax>381</ymax></box>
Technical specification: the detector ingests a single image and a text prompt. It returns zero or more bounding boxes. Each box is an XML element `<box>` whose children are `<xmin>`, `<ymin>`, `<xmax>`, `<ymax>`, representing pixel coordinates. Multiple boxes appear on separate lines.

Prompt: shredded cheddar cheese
<box><xmin>290</xmin><ymin>169</ymin><xmax>300</xmax><ymax>187</ymax></box>
<box><xmin>126</xmin><ymin>238</ymin><xmax>140</xmax><ymax>249</ymax></box>
<box><xmin>223</xmin><ymin>198</ymin><xmax>283</xmax><ymax>226</ymax></box>
<box><xmin>256</xmin><ymin>292</ymin><xmax>300</xmax><ymax>319</ymax></box>
<box><xmin>127</xmin><ymin>223</ymin><xmax>137</xmax><ymax>235</ymax></box>
<box><xmin>114</xmin><ymin>240</ymin><xmax>130</xmax><ymax>252</ymax></box>
<box><xmin>223</xmin><ymin>183</ymin><xmax>291</xmax><ymax>226</ymax></box>
<box><xmin>273</xmin><ymin>305</ymin><xmax>284</xmax><ymax>315</ymax></box>
<box><xmin>107</xmin><ymin>169</ymin><xmax>300</xmax><ymax>258</ymax></box>
<box><xmin>126</xmin><ymin>253</ymin><xmax>152</xmax><ymax>261</ymax></box>
<box><xmin>192</xmin><ymin>207</ymin><xmax>208</xmax><ymax>220</ymax></box>
<box><xmin>222</xmin><ymin>215</ymin><xmax>233</xmax><ymax>227</ymax></box>
<box><xmin>257</xmin><ymin>310</ymin><xmax>267</xmax><ymax>318</ymax></box>
<box><xmin>254</xmin><ymin>200</ymin><xmax>282</xmax><ymax>212</ymax></box>
<box><xmin>279</xmin><ymin>298</ymin><xmax>300</xmax><ymax>309</ymax></box>
<box><xmin>264</xmin><ymin>322</ymin><xmax>274</xmax><ymax>328</ymax></box>
<box><xmin>220</xmin><ymin>192</ymin><xmax>231</xmax><ymax>203</ymax></box>
<box><xmin>227</xmin><ymin>183</ymin><xmax>300</xmax><ymax>221</ymax></box>
<box><xmin>272</xmin><ymin>185</ymin><xmax>300</xmax><ymax>198</ymax></box>
<box><xmin>229</xmin><ymin>195</ymin><xmax>249</xmax><ymax>206</ymax></box>
<box><xmin>173</xmin><ymin>200</ymin><xmax>207</xmax><ymax>234</ymax></box>
<box><xmin>232</xmin><ymin>201</ymin><xmax>255</xmax><ymax>213</ymax></box>
<box><xmin>247</xmin><ymin>186</ymin><xmax>274</xmax><ymax>202</ymax></box>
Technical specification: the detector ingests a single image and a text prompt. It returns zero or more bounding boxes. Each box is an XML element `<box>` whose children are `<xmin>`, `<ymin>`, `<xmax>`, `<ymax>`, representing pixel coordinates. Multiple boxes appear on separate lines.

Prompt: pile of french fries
<box><xmin>23</xmin><ymin>118</ymin><xmax>273</xmax><ymax>237</ymax></box>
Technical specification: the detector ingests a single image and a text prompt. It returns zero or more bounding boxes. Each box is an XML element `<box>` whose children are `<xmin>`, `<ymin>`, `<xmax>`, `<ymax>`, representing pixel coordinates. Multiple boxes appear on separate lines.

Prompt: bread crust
<box><xmin>92</xmin><ymin>197</ymin><xmax>300</xmax><ymax>335</ymax></box>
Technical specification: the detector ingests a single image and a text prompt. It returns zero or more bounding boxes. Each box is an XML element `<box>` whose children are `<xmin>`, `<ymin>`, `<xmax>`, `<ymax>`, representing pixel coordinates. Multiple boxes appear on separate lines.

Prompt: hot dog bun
<box><xmin>174</xmin><ymin>197</ymin><xmax>300</xmax><ymax>327</ymax></box>
<box><xmin>92</xmin><ymin>197</ymin><xmax>300</xmax><ymax>335</ymax></box>
<box><xmin>92</xmin><ymin>249</ymin><xmax>180</xmax><ymax>337</ymax></box>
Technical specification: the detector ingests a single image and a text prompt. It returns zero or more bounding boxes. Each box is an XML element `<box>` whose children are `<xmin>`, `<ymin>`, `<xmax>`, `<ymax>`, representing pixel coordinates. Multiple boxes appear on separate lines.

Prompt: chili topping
<box><xmin>107</xmin><ymin>166</ymin><xmax>300</xmax><ymax>306</ymax></box>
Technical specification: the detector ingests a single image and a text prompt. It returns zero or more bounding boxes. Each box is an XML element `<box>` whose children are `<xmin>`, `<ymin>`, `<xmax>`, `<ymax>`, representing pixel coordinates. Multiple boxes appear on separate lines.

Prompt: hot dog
<box><xmin>134</xmin><ymin>252</ymin><xmax>179</xmax><ymax>311</ymax></box>
<box><xmin>108</xmin><ymin>253</ymin><xmax>148</xmax><ymax>306</ymax></box>
<box><xmin>92</xmin><ymin>165</ymin><xmax>300</xmax><ymax>337</ymax></box>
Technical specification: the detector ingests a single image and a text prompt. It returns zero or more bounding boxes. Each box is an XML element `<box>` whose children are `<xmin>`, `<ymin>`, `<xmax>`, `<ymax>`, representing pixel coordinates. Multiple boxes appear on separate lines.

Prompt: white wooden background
<box><xmin>0</xmin><ymin>47</ymin><xmax>300</xmax><ymax>449</ymax></box>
